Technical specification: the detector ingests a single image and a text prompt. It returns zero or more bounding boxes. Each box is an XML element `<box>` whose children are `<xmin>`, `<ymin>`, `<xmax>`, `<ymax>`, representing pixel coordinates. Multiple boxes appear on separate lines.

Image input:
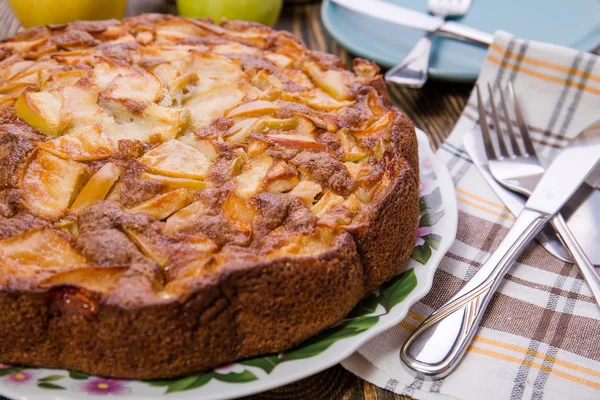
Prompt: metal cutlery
<box><xmin>385</xmin><ymin>0</ymin><xmax>472</xmax><ymax>88</ymax></box>
<box><xmin>329</xmin><ymin>0</ymin><xmax>493</xmax><ymax>46</ymax></box>
<box><xmin>475</xmin><ymin>82</ymin><xmax>600</xmax><ymax>308</ymax></box>
<box><xmin>463</xmin><ymin>130</ymin><xmax>600</xmax><ymax>266</ymax></box>
<box><xmin>400</xmin><ymin>119</ymin><xmax>600</xmax><ymax>379</ymax></box>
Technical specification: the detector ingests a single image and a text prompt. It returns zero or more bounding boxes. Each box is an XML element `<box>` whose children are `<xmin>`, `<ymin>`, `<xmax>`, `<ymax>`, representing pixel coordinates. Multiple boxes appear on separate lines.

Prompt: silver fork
<box><xmin>385</xmin><ymin>0</ymin><xmax>472</xmax><ymax>88</ymax></box>
<box><xmin>477</xmin><ymin>82</ymin><xmax>600</xmax><ymax>307</ymax></box>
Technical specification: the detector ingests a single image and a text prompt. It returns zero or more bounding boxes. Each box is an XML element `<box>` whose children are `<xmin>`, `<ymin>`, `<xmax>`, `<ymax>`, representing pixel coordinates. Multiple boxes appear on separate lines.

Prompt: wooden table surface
<box><xmin>0</xmin><ymin>1</ymin><xmax>472</xmax><ymax>399</ymax></box>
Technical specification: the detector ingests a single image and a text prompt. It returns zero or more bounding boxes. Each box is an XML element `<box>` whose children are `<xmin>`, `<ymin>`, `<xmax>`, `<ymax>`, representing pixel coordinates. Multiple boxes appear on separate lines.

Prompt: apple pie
<box><xmin>0</xmin><ymin>14</ymin><xmax>419</xmax><ymax>379</ymax></box>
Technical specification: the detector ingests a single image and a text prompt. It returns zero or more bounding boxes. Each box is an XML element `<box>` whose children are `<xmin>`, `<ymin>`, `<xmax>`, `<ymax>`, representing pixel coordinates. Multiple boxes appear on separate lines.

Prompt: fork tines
<box><xmin>476</xmin><ymin>82</ymin><xmax>537</xmax><ymax>161</ymax></box>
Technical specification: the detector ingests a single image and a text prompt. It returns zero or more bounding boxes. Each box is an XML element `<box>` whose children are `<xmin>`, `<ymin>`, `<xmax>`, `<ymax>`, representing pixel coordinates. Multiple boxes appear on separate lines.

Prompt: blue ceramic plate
<box><xmin>322</xmin><ymin>0</ymin><xmax>600</xmax><ymax>82</ymax></box>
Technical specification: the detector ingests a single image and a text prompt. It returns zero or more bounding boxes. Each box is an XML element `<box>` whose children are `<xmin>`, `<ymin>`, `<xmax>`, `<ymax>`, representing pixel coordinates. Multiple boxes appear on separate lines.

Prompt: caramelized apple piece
<box><xmin>225</xmin><ymin>100</ymin><xmax>278</xmax><ymax>118</ymax></box>
<box><xmin>289</xmin><ymin>180</ymin><xmax>323</xmax><ymax>206</ymax></box>
<box><xmin>337</xmin><ymin>128</ymin><xmax>367</xmax><ymax>162</ymax></box>
<box><xmin>0</xmin><ymin>81</ymin><xmax>36</xmax><ymax>98</ymax></box>
<box><xmin>265</xmin><ymin>53</ymin><xmax>293</xmax><ymax>69</ymax></box>
<box><xmin>265</xmin><ymin>160</ymin><xmax>299</xmax><ymax>193</ymax></box>
<box><xmin>177</xmin><ymin>134</ymin><xmax>218</xmax><ymax>161</ymax></box>
<box><xmin>38</xmin><ymin>124</ymin><xmax>116</xmax><ymax>161</ymax></box>
<box><xmin>22</xmin><ymin>150</ymin><xmax>87</xmax><ymax>220</ymax></box>
<box><xmin>351</xmin><ymin>111</ymin><xmax>394</xmax><ymax>137</ymax></box>
<box><xmin>0</xmin><ymin>228</ymin><xmax>86</xmax><ymax>268</ymax></box>
<box><xmin>305</xmin><ymin>63</ymin><xmax>353</xmax><ymax>101</ymax></box>
<box><xmin>344</xmin><ymin>161</ymin><xmax>362</xmax><ymax>180</ymax></box>
<box><xmin>104</xmin><ymin>104</ymin><xmax>188</xmax><ymax>144</ymax></box>
<box><xmin>141</xmin><ymin>173</ymin><xmax>209</xmax><ymax>191</ymax></box>
<box><xmin>60</xmin><ymin>86</ymin><xmax>112</xmax><ymax>128</ymax></box>
<box><xmin>272</xmin><ymin>228</ymin><xmax>334</xmax><ymax>257</ymax></box>
<box><xmin>262</xmin><ymin>133</ymin><xmax>325</xmax><ymax>151</ymax></box>
<box><xmin>283</xmin><ymin>90</ymin><xmax>354</xmax><ymax>111</ymax></box>
<box><xmin>234</xmin><ymin>155</ymin><xmax>273</xmax><ymax>199</ymax></box>
<box><xmin>184</xmin><ymin>84</ymin><xmax>244</xmax><ymax>129</ymax></box>
<box><xmin>71</xmin><ymin>162</ymin><xmax>122</xmax><ymax>210</ymax></box>
<box><xmin>311</xmin><ymin>191</ymin><xmax>344</xmax><ymax>218</ymax></box>
<box><xmin>42</xmin><ymin>267</ymin><xmax>125</xmax><ymax>293</ymax></box>
<box><xmin>186</xmin><ymin>52</ymin><xmax>243</xmax><ymax>94</ymax></box>
<box><xmin>40</xmin><ymin>68</ymin><xmax>90</xmax><ymax>91</ymax></box>
<box><xmin>141</xmin><ymin>140</ymin><xmax>213</xmax><ymax>180</ymax></box>
<box><xmin>247</xmin><ymin>138</ymin><xmax>271</xmax><ymax>156</ymax></box>
<box><xmin>55</xmin><ymin>219</ymin><xmax>79</xmax><ymax>239</ymax></box>
<box><xmin>224</xmin><ymin>117</ymin><xmax>259</xmax><ymax>143</ymax></box>
<box><xmin>127</xmin><ymin>188</ymin><xmax>192</xmax><ymax>220</ymax></box>
<box><xmin>15</xmin><ymin>90</ymin><xmax>69</xmax><ymax>137</ymax></box>
<box><xmin>123</xmin><ymin>228</ymin><xmax>170</xmax><ymax>267</ymax></box>
<box><xmin>164</xmin><ymin>201</ymin><xmax>207</xmax><ymax>235</ymax></box>
<box><xmin>343</xmin><ymin>194</ymin><xmax>363</xmax><ymax>212</ymax></box>
<box><xmin>103</xmin><ymin>71</ymin><xmax>162</xmax><ymax>104</ymax></box>
<box><xmin>222</xmin><ymin>192</ymin><xmax>256</xmax><ymax>233</ymax></box>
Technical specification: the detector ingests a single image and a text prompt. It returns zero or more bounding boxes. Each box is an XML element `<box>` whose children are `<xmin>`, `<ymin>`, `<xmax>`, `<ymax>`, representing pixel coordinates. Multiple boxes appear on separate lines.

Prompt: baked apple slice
<box><xmin>102</xmin><ymin>71</ymin><xmax>162</xmax><ymax>104</ymax></box>
<box><xmin>0</xmin><ymin>228</ymin><xmax>86</xmax><ymax>268</ymax></box>
<box><xmin>127</xmin><ymin>188</ymin><xmax>192</xmax><ymax>220</ymax></box>
<box><xmin>223</xmin><ymin>117</ymin><xmax>259</xmax><ymax>143</ymax></box>
<box><xmin>141</xmin><ymin>139</ymin><xmax>213</xmax><ymax>180</ymax></box>
<box><xmin>177</xmin><ymin>134</ymin><xmax>219</xmax><ymax>161</ymax></box>
<box><xmin>265</xmin><ymin>160</ymin><xmax>299</xmax><ymax>193</ymax></box>
<box><xmin>164</xmin><ymin>201</ymin><xmax>207</xmax><ymax>236</ymax></box>
<box><xmin>311</xmin><ymin>191</ymin><xmax>345</xmax><ymax>218</ymax></box>
<box><xmin>71</xmin><ymin>162</ymin><xmax>122</xmax><ymax>210</ymax></box>
<box><xmin>15</xmin><ymin>90</ymin><xmax>69</xmax><ymax>137</ymax></box>
<box><xmin>289</xmin><ymin>180</ymin><xmax>323</xmax><ymax>206</ymax></box>
<box><xmin>123</xmin><ymin>228</ymin><xmax>170</xmax><ymax>267</ymax></box>
<box><xmin>222</xmin><ymin>191</ymin><xmax>256</xmax><ymax>234</ymax></box>
<box><xmin>38</xmin><ymin>123</ymin><xmax>116</xmax><ymax>161</ymax></box>
<box><xmin>304</xmin><ymin>62</ymin><xmax>354</xmax><ymax>101</ymax></box>
<box><xmin>262</xmin><ymin>133</ymin><xmax>325</xmax><ymax>151</ymax></box>
<box><xmin>22</xmin><ymin>150</ymin><xmax>87</xmax><ymax>220</ymax></box>
<box><xmin>184</xmin><ymin>84</ymin><xmax>244</xmax><ymax>129</ymax></box>
<box><xmin>141</xmin><ymin>173</ymin><xmax>209</xmax><ymax>191</ymax></box>
<box><xmin>225</xmin><ymin>100</ymin><xmax>278</xmax><ymax>119</ymax></box>
<box><xmin>41</xmin><ymin>267</ymin><xmax>125</xmax><ymax>293</ymax></box>
<box><xmin>234</xmin><ymin>154</ymin><xmax>273</xmax><ymax>199</ymax></box>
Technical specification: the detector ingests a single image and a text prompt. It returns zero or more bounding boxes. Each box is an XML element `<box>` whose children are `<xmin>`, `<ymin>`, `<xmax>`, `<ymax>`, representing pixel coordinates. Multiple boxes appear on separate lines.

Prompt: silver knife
<box><xmin>464</xmin><ymin>128</ymin><xmax>600</xmax><ymax>265</ymax></box>
<box><xmin>330</xmin><ymin>0</ymin><xmax>493</xmax><ymax>45</ymax></box>
<box><xmin>401</xmin><ymin>122</ymin><xmax>600</xmax><ymax>379</ymax></box>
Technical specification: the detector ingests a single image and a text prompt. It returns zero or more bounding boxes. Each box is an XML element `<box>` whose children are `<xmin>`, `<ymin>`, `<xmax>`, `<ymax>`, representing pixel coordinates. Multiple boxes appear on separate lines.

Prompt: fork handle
<box><xmin>400</xmin><ymin>208</ymin><xmax>551</xmax><ymax>379</ymax></box>
<box><xmin>384</xmin><ymin>33</ymin><xmax>433</xmax><ymax>88</ymax></box>
<box><xmin>552</xmin><ymin>213</ymin><xmax>600</xmax><ymax>307</ymax></box>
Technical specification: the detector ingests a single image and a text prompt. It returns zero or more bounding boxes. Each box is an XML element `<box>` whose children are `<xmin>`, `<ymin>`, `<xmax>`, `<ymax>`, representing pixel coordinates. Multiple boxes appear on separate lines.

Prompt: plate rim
<box><xmin>321</xmin><ymin>0</ymin><xmax>600</xmax><ymax>82</ymax></box>
<box><xmin>0</xmin><ymin>129</ymin><xmax>458</xmax><ymax>400</ymax></box>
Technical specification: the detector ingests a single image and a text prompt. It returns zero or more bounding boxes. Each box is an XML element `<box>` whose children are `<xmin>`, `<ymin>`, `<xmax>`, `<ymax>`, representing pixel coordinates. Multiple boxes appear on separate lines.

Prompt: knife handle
<box><xmin>400</xmin><ymin>208</ymin><xmax>551</xmax><ymax>379</ymax></box>
<box><xmin>437</xmin><ymin>21</ymin><xmax>494</xmax><ymax>46</ymax></box>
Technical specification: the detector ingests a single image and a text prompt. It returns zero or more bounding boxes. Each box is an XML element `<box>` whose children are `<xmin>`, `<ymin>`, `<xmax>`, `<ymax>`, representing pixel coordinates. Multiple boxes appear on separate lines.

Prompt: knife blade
<box><xmin>330</xmin><ymin>0</ymin><xmax>493</xmax><ymax>45</ymax></box>
<box><xmin>525</xmin><ymin>129</ymin><xmax>600</xmax><ymax>216</ymax></box>
<box><xmin>401</xmin><ymin>122</ymin><xmax>600</xmax><ymax>379</ymax></box>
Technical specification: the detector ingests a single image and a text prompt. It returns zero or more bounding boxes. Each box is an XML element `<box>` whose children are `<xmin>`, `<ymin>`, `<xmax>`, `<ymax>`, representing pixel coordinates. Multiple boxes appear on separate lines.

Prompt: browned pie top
<box><xmin>0</xmin><ymin>14</ymin><xmax>412</xmax><ymax>306</ymax></box>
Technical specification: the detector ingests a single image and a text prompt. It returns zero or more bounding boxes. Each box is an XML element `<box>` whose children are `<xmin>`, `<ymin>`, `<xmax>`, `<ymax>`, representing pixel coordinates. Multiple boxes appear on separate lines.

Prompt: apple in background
<box><xmin>8</xmin><ymin>0</ymin><xmax>126</xmax><ymax>28</ymax></box>
<box><xmin>177</xmin><ymin>0</ymin><xmax>283</xmax><ymax>27</ymax></box>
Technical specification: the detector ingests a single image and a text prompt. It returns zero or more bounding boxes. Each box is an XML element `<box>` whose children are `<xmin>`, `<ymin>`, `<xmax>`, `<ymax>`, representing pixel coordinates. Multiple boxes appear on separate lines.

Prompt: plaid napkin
<box><xmin>342</xmin><ymin>31</ymin><xmax>600</xmax><ymax>400</ymax></box>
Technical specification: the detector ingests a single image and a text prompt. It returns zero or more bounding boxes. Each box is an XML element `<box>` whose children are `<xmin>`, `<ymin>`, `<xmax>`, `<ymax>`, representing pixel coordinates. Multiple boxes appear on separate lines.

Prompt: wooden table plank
<box><xmin>0</xmin><ymin>1</ymin><xmax>467</xmax><ymax>400</ymax></box>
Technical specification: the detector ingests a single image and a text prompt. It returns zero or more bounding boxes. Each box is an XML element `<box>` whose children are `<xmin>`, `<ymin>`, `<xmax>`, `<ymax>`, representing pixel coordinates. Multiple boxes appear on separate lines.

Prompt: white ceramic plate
<box><xmin>0</xmin><ymin>129</ymin><xmax>457</xmax><ymax>400</ymax></box>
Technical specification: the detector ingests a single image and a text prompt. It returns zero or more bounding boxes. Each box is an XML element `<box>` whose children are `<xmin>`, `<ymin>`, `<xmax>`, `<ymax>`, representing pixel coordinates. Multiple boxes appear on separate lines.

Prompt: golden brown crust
<box><xmin>0</xmin><ymin>14</ymin><xmax>419</xmax><ymax>378</ymax></box>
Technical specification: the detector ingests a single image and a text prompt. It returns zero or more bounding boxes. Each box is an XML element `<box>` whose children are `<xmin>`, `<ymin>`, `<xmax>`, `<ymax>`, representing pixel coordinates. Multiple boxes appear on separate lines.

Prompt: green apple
<box><xmin>177</xmin><ymin>0</ymin><xmax>283</xmax><ymax>27</ymax></box>
<box><xmin>8</xmin><ymin>0</ymin><xmax>126</xmax><ymax>28</ymax></box>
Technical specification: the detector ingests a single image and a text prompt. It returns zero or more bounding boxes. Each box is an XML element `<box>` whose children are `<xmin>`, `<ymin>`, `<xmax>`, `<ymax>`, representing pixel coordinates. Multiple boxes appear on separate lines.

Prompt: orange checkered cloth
<box><xmin>342</xmin><ymin>31</ymin><xmax>600</xmax><ymax>400</ymax></box>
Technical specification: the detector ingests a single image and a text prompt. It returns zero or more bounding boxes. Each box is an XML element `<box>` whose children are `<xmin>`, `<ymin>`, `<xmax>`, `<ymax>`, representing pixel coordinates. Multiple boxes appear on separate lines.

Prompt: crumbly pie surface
<box><xmin>0</xmin><ymin>14</ymin><xmax>419</xmax><ymax>379</ymax></box>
